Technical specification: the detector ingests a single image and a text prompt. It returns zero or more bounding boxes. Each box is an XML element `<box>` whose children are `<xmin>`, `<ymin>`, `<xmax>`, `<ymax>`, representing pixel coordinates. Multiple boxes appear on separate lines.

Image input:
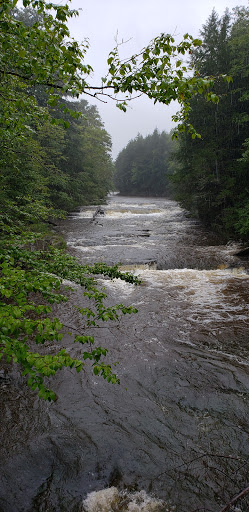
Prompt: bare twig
<box><xmin>220</xmin><ymin>486</ymin><xmax>249</xmax><ymax>512</ymax></box>
<box><xmin>219</xmin><ymin>485</ymin><xmax>249</xmax><ymax>512</ymax></box>
<box><xmin>155</xmin><ymin>452</ymin><xmax>244</xmax><ymax>480</ymax></box>
<box><xmin>83</xmin><ymin>90</ymin><xmax>108</xmax><ymax>103</ymax></box>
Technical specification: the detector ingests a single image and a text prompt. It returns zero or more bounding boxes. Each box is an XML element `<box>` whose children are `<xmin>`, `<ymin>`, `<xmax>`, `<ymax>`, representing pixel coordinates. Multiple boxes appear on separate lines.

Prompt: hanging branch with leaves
<box><xmin>0</xmin><ymin>0</ymin><xmax>231</xmax><ymax>137</ymax></box>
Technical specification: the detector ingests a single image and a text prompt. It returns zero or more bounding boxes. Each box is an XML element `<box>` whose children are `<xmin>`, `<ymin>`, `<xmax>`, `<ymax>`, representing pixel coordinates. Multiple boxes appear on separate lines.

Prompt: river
<box><xmin>0</xmin><ymin>196</ymin><xmax>249</xmax><ymax>512</ymax></box>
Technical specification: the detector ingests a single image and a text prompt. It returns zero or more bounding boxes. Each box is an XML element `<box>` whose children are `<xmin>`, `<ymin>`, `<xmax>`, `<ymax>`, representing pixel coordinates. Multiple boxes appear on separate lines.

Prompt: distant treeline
<box><xmin>114</xmin><ymin>7</ymin><xmax>249</xmax><ymax>241</ymax></box>
<box><xmin>114</xmin><ymin>130</ymin><xmax>175</xmax><ymax>197</ymax></box>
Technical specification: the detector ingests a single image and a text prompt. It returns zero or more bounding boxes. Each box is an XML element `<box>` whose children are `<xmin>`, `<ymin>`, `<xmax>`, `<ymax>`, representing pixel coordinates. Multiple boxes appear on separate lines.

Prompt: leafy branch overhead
<box><xmin>0</xmin><ymin>0</ymin><xmax>228</xmax><ymax>137</ymax></box>
<box><xmin>102</xmin><ymin>33</ymin><xmax>222</xmax><ymax>136</ymax></box>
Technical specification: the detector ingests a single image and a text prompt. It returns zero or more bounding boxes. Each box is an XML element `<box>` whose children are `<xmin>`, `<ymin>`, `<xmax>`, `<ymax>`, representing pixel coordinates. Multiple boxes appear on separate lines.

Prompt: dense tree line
<box><xmin>114</xmin><ymin>129</ymin><xmax>175</xmax><ymax>196</ymax></box>
<box><xmin>0</xmin><ymin>7</ymin><xmax>114</xmax><ymax>229</ymax></box>
<box><xmin>170</xmin><ymin>7</ymin><xmax>249</xmax><ymax>241</ymax></box>
<box><xmin>42</xmin><ymin>97</ymin><xmax>114</xmax><ymax>211</ymax></box>
<box><xmin>1</xmin><ymin>93</ymin><xmax>114</xmax><ymax>224</ymax></box>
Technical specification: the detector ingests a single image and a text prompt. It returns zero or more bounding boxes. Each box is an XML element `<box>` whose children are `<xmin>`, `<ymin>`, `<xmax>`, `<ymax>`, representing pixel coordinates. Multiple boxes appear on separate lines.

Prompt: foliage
<box><xmin>0</xmin><ymin>232</ymin><xmax>141</xmax><ymax>400</ymax></box>
<box><xmin>0</xmin><ymin>1</ymin><xmax>231</xmax><ymax>398</ymax></box>
<box><xmin>53</xmin><ymin>99</ymin><xmax>114</xmax><ymax>210</ymax></box>
<box><xmin>1</xmin><ymin>0</ymin><xmax>224</xmax><ymax>136</ymax></box>
<box><xmin>103</xmin><ymin>33</ymin><xmax>224</xmax><ymax>138</ymax></box>
<box><xmin>170</xmin><ymin>7</ymin><xmax>249</xmax><ymax>240</ymax></box>
<box><xmin>0</xmin><ymin>2</ymin><xmax>114</xmax><ymax>221</ymax></box>
<box><xmin>0</xmin><ymin>0</ymin><xmax>93</xmax><ymax>101</ymax></box>
<box><xmin>115</xmin><ymin>129</ymin><xmax>175</xmax><ymax>196</ymax></box>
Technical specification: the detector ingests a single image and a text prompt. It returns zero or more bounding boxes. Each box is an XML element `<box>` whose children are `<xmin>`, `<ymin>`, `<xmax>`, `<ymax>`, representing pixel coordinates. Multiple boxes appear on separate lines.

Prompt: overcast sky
<box><xmin>68</xmin><ymin>0</ymin><xmax>248</xmax><ymax>158</ymax></box>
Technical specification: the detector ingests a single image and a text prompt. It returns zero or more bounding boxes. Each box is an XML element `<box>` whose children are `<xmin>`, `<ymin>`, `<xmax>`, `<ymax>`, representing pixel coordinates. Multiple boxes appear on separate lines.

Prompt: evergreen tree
<box><xmin>171</xmin><ymin>7</ymin><xmax>249</xmax><ymax>239</ymax></box>
<box><xmin>114</xmin><ymin>130</ymin><xmax>175</xmax><ymax>196</ymax></box>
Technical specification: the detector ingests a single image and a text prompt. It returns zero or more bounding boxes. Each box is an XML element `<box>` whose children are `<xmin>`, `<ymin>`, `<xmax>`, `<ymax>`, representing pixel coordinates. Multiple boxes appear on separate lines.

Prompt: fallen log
<box><xmin>92</xmin><ymin>206</ymin><xmax>105</xmax><ymax>221</ymax></box>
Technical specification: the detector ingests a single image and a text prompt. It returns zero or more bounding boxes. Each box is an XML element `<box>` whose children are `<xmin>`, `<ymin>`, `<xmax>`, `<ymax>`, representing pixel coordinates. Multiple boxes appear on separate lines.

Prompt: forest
<box><xmin>114</xmin><ymin>130</ymin><xmax>175</xmax><ymax>196</ymax></box>
<box><xmin>171</xmin><ymin>7</ymin><xmax>249</xmax><ymax>241</ymax></box>
<box><xmin>114</xmin><ymin>7</ymin><xmax>249</xmax><ymax>241</ymax></box>
<box><xmin>0</xmin><ymin>8</ymin><xmax>114</xmax><ymax>220</ymax></box>
<box><xmin>0</xmin><ymin>0</ymin><xmax>248</xmax><ymax>400</ymax></box>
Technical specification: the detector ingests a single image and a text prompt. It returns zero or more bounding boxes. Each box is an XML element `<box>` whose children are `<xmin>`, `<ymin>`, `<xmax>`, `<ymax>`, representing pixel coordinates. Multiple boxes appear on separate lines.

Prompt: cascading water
<box><xmin>0</xmin><ymin>196</ymin><xmax>248</xmax><ymax>512</ymax></box>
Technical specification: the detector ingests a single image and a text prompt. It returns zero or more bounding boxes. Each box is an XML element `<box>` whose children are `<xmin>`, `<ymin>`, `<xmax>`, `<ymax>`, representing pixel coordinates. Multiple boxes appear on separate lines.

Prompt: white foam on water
<box><xmin>71</xmin><ymin>209</ymin><xmax>95</xmax><ymax>219</ymax></box>
<box><xmin>98</xmin><ymin>267</ymin><xmax>249</xmax><ymax>325</ymax></box>
<box><xmin>141</xmin><ymin>268</ymin><xmax>249</xmax><ymax>320</ymax></box>
<box><xmin>67</xmin><ymin>244</ymin><xmax>92</xmax><ymax>252</ymax></box>
<box><xmin>104</xmin><ymin>209</ymin><xmax>165</xmax><ymax>218</ymax></box>
<box><xmin>69</xmin><ymin>207</ymin><xmax>166</xmax><ymax>220</ymax></box>
<box><xmin>135</xmin><ymin>267</ymin><xmax>248</xmax><ymax>290</ymax></box>
<box><xmin>82</xmin><ymin>487</ymin><xmax>173</xmax><ymax>512</ymax></box>
<box><xmin>68</xmin><ymin>243</ymin><xmax>147</xmax><ymax>252</ymax></box>
<box><xmin>82</xmin><ymin>487</ymin><xmax>119</xmax><ymax>511</ymax></box>
<box><xmin>97</xmin><ymin>277</ymin><xmax>136</xmax><ymax>297</ymax></box>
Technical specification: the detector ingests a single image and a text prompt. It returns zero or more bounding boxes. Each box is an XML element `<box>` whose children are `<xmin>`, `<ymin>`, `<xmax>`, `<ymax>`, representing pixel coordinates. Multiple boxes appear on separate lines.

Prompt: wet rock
<box><xmin>235</xmin><ymin>246</ymin><xmax>249</xmax><ymax>257</ymax></box>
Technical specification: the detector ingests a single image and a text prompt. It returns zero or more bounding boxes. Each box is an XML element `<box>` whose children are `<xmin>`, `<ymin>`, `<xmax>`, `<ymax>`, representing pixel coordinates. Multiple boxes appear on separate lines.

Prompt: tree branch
<box><xmin>219</xmin><ymin>485</ymin><xmax>249</xmax><ymax>512</ymax></box>
<box><xmin>83</xmin><ymin>90</ymin><xmax>108</xmax><ymax>103</ymax></box>
<box><xmin>0</xmin><ymin>68</ymin><xmax>63</xmax><ymax>88</ymax></box>
<box><xmin>0</xmin><ymin>68</ymin><xmax>143</xmax><ymax>105</ymax></box>
<box><xmin>0</xmin><ymin>68</ymin><xmax>112</xmax><ymax>91</ymax></box>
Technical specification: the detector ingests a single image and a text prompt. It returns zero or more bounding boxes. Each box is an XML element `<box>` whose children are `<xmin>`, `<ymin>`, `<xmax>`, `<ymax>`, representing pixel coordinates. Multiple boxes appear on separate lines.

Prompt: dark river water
<box><xmin>0</xmin><ymin>196</ymin><xmax>249</xmax><ymax>512</ymax></box>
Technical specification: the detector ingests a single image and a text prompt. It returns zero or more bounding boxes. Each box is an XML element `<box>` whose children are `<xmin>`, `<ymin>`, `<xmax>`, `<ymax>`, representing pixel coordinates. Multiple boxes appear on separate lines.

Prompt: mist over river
<box><xmin>0</xmin><ymin>196</ymin><xmax>249</xmax><ymax>512</ymax></box>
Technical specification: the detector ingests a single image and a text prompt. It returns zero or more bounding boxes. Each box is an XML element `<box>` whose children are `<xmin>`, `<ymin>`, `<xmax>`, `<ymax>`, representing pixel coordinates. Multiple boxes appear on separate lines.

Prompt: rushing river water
<box><xmin>0</xmin><ymin>196</ymin><xmax>249</xmax><ymax>512</ymax></box>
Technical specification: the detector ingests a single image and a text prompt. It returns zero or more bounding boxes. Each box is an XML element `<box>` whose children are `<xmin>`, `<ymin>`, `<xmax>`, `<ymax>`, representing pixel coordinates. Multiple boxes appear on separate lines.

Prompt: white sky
<box><xmin>68</xmin><ymin>0</ymin><xmax>249</xmax><ymax>158</ymax></box>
